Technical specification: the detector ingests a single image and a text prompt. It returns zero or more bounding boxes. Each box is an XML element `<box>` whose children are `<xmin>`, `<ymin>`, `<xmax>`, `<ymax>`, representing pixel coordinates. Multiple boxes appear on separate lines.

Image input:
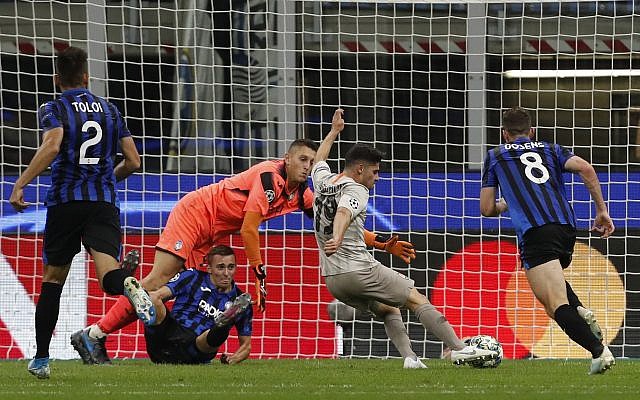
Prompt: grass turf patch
<box><xmin>1</xmin><ymin>358</ymin><xmax>638</xmax><ymax>399</ymax></box>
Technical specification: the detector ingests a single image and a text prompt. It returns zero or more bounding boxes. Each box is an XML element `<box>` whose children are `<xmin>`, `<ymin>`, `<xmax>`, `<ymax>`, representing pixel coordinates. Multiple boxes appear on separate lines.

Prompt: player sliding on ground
<box><xmin>115</xmin><ymin>245</ymin><xmax>252</xmax><ymax>365</ymax></box>
<box><xmin>480</xmin><ymin>107</ymin><xmax>614</xmax><ymax>374</ymax></box>
<box><xmin>312</xmin><ymin>109</ymin><xmax>499</xmax><ymax>368</ymax></box>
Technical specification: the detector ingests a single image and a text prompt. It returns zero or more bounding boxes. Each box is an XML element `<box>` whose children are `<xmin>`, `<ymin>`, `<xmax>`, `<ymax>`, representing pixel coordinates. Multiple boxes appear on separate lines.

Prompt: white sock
<box><xmin>88</xmin><ymin>324</ymin><xmax>107</xmax><ymax>340</ymax></box>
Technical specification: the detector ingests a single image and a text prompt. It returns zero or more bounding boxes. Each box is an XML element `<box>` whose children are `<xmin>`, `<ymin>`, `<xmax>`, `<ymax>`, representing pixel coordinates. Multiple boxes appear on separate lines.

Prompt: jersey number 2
<box><xmin>519</xmin><ymin>151</ymin><xmax>549</xmax><ymax>184</ymax></box>
<box><xmin>79</xmin><ymin>120</ymin><xmax>102</xmax><ymax>165</ymax></box>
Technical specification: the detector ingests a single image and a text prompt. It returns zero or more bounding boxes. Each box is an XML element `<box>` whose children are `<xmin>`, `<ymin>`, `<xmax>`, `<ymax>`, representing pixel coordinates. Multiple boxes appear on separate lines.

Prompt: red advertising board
<box><xmin>0</xmin><ymin>234</ymin><xmax>337</xmax><ymax>359</ymax></box>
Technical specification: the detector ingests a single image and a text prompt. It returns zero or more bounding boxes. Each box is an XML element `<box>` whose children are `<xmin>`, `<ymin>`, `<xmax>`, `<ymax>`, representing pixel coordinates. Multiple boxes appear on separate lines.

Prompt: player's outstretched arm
<box><xmin>315</xmin><ymin>108</ymin><xmax>344</xmax><ymax>162</ymax></box>
<box><xmin>564</xmin><ymin>155</ymin><xmax>615</xmax><ymax>238</ymax></box>
<box><xmin>241</xmin><ymin>211</ymin><xmax>268</xmax><ymax>311</ymax></box>
<box><xmin>10</xmin><ymin>127</ymin><xmax>63</xmax><ymax>212</ymax></box>
<box><xmin>114</xmin><ymin>136</ymin><xmax>141</xmax><ymax>182</ymax></box>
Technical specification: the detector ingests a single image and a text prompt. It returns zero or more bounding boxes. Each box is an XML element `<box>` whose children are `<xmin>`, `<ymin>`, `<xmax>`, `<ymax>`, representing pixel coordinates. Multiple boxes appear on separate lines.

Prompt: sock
<box><xmin>565</xmin><ymin>281</ymin><xmax>584</xmax><ymax>309</ymax></box>
<box><xmin>34</xmin><ymin>282</ymin><xmax>64</xmax><ymax>359</ymax></box>
<box><xmin>88</xmin><ymin>324</ymin><xmax>107</xmax><ymax>340</ymax></box>
<box><xmin>96</xmin><ymin>295</ymin><xmax>137</xmax><ymax>334</ymax></box>
<box><xmin>206</xmin><ymin>327</ymin><xmax>230</xmax><ymax>349</ymax></box>
<box><xmin>415</xmin><ymin>302</ymin><xmax>465</xmax><ymax>351</ymax></box>
<box><xmin>554</xmin><ymin>304</ymin><xmax>603</xmax><ymax>358</ymax></box>
<box><xmin>102</xmin><ymin>268</ymin><xmax>129</xmax><ymax>295</ymax></box>
<box><xmin>383</xmin><ymin>313</ymin><xmax>416</xmax><ymax>359</ymax></box>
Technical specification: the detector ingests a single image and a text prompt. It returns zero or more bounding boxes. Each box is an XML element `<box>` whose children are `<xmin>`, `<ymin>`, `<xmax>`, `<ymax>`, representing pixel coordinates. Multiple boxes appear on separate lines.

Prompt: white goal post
<box><xmin>0</xmin><ymin>1</ymin><xmax>638</xmax><ymax>360</ymax></box>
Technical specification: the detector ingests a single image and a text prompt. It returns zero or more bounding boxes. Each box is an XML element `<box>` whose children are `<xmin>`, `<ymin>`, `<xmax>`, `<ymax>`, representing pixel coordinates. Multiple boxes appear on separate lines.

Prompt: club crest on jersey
<box><xmin>174</xmin><ymin>240</ymin><xmax>183</xmax><ymax>251</ymax></box>
<box><xmin>265</xmin><ymin>189</ymin><xmax>276</xmax><ymax>203</ymax></box>
<box><xmin>349</xmin><ymin>198</ymin><xmax>359</xmax><ymax>210</ymax></box>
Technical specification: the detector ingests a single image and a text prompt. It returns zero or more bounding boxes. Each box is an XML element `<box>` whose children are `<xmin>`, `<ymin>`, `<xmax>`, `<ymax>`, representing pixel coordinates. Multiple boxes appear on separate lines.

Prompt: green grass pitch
<box><xmin>1</xmin><ymin>358</ymin><xmax>638</xmax><ymax>399</ymax></box>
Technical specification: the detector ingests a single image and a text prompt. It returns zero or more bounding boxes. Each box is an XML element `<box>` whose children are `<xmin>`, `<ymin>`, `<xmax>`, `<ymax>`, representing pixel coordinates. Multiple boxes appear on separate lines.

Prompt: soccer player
<box><xmin>312</xmin><ymin>109</ymin><xmax>498</xmax><ymax>368</ymax></box>
<box><xmin>112</xmin><ymin>245</ymin><xmax>251</xmax><ymax>364</ymax></box>
<box><xmin>9</xmin><ymin>47</ymin><xmax>153</xmax><ymax>379</ymax></box>
<box><xmin>480</xmin><ymin>107</ymin><xmax>615</xmax><ymax>374</ymax></box>
<box><xmin>71</xmin><ymin>138</ymin><xmax>318</xmax><ymax>364</ymax></box>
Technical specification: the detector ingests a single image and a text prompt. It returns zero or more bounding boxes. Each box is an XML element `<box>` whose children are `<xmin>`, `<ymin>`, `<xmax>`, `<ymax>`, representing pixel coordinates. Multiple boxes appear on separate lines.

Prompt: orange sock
<box><xmin>96</xmin><ymin>295</ymin><xmax>138</xmax><ymax>334</ymax></box>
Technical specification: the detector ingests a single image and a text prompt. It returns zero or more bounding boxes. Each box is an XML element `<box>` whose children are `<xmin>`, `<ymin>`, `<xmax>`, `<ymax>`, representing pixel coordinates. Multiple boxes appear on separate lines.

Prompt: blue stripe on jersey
<box><xmin>38</xmin><ymin>88</ymin><xmax>131</xmax><ymax>207</ymax></box>
<box><xmin>482</xmin><ymin>137</ymin><xmax>576</xmax><ymax>241</ymax></box>
<box><xmin>165</xmin><ymin>269</ymin><xmax>253</xmax><ymax>337</ymax></box>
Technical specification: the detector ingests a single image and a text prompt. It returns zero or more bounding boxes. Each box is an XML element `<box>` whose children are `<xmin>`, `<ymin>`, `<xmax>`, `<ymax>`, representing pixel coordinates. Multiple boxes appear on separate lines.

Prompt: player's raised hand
<box><xmin>591</xmin><ymin>211</ymin><xmax>615</xmax><ymax>238</ymax></box>
<box><xmin>9</xmin><ymin>186</ymin><xmax>29</xmax><ymax>212</ymax></box>
<box><xmin>332</xmin><ymin>108</ymin><xmax>345</xmax><ymax>133</ymax></box>
<box><xmin>383</xmin><ymin>235</ymin><xmax>416</xmax><ymax>264</ymax></box>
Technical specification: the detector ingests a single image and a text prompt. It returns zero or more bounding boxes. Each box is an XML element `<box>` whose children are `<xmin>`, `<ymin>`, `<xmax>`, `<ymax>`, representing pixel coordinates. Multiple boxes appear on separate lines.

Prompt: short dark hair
<box><xmin>56</xmin><ymin>46</ymin><xmax>88</xmax><ymax>88</ymax></box>
<box><xmin>344</xmin><ymin>143</ymin><xmax>384</xmax><ymax>168</ymax></box>
<box><xmin>206</xmin><ymin>245</ymin><xmax>235</xmax><ymax>260</ymax></box>
<box><xmin>502</xmin><ymin>107</ymin><xmax>532</xmax><ymax>136</ymax></box>
<box><xmin>288</xmin><ymin>138</ymin><xmax>318</xmax><ymax>153</ymax></box>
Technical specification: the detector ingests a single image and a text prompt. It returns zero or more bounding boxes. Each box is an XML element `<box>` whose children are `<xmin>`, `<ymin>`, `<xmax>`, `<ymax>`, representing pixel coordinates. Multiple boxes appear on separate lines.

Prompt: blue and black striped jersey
<box><xmin>481</xmin><ymin>137</ymin><xmax>576</xmax><ymax>242</ymax></box>
<box><xmin>165</xmin><ymin>269</ymin><xmax>253</xmax><ymax>337</ymax></box>
<box><xmin>38</xmin><ymin>88</ymin><xmax>131</xmax><ymax>207</ymax></box>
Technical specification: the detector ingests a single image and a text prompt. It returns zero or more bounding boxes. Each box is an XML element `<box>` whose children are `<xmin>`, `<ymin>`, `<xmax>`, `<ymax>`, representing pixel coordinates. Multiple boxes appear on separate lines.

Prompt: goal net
<box><xmin>0</xmin><ymin>1</ymin><xmax>638</xmax><ymax>361</ymax></box>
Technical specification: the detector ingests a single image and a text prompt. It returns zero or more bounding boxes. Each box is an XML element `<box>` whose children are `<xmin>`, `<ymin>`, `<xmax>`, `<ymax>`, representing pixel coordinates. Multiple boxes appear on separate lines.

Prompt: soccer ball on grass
<box><xmin>465</xmin><ymin>335</ymin><xmax>503</xmax><ymax>368</ymax></box>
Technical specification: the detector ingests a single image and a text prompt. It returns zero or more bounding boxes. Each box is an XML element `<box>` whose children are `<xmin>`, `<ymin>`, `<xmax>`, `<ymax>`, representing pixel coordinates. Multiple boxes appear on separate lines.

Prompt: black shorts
<box><xmin>43</xmin><ymin>201</ymin><xmax>121</xmax><ymax>266</ymax></box>
<box><xmin>520</xmin><ymin>223</ymin><xmax>576</xmax><ymax>270</ymax></box>
<box><xmin>144</xmin><ymin>314</ymin><xmax>218</xmax><ymax>364</ymax></box>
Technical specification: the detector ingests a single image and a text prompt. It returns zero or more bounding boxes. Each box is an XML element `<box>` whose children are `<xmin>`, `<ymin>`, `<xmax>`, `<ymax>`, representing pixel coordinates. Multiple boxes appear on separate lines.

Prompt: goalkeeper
<box><xmin>312</xmin><ymin>109</ymin><xmax>498</xmax><ymax>369</ymax></box>
<box><xmin>72</xmin><ymin>138</ymin><xmax>317</xmax><ymax>364</ymax></box>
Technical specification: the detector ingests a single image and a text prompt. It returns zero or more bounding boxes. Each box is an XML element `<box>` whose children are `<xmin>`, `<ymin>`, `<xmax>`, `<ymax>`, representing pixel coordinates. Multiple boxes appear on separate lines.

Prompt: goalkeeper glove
<box><xmin>371</xmin><ymin>234</ymin><xmax>416</xmax><ymax>264</ymax></box>
<box><xmin>252</xmin><ymin>264</ymin><xmax>267</xmax><ymax>312</ymax></box>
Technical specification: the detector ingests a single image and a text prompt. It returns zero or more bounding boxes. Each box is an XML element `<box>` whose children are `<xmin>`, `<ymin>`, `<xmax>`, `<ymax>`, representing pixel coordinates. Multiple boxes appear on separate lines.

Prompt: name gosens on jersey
<box><xmin>481</xmin><ymin>137</ymin><xmax>576</xmax><ymax>242</ymax></box>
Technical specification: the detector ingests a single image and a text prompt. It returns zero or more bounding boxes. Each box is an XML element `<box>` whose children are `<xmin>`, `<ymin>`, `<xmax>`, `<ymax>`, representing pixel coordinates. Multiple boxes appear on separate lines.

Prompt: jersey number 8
<box><xmin>519</xmin><ymin>151</ymin><xmax>549</xmax><ymax>184</ymax></box>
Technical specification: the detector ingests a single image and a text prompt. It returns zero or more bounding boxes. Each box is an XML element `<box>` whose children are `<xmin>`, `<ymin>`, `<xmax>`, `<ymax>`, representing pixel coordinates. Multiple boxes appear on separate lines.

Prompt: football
<box><xmin>466</xmin><ymin>335</ymin><xmax>503</xmax><ymax>368</ymax></box>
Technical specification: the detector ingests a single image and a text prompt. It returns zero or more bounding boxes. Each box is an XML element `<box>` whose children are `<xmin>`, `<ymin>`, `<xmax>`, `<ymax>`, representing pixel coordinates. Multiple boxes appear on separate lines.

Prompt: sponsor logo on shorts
<box><xmin>265</xmin><ymin>189</ymin><xmax>276</xmax><ymax>203</ymax></box>
<box><xmin>174</xmin><ymin>240</ymin><xmax>183</xmax><ymax>251</ymax></box>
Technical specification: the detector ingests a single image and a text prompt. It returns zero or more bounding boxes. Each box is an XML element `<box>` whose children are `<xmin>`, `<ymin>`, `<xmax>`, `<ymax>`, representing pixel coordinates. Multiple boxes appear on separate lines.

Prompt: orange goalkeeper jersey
<box><xmin>157</xmin><ymin>159</ymin><xmax>314</xmax><ymax>267</ymax></box>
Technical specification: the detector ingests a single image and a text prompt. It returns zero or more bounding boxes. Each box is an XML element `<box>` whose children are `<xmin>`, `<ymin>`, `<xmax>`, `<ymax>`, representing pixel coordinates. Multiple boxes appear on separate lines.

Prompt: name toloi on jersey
<box><xmin>71</xmin><ymin>101</ymin><xmax>104</xmax><ymax>113</ymax></box>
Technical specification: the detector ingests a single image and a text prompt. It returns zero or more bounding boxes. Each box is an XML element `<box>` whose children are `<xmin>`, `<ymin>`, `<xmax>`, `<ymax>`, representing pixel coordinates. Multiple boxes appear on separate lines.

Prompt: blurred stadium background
<box><xmin>0</xmin><ymin>1</ymin><xmax>638</xmax><ymax>361</ymax></box>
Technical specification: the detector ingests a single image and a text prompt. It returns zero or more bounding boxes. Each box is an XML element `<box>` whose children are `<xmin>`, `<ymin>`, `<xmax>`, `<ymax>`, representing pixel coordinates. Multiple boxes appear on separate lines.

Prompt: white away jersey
<box><xmin>311</xmin><ymin>161</ymin><xmax>376</xmax><ymax>276</ymax></box>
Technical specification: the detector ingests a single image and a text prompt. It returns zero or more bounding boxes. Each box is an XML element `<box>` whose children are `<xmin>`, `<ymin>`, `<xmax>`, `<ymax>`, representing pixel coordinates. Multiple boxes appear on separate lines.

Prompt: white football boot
<box><xmin>403</xmin><ymin>356</ymin><xmax>427</xmax><ymax>369</ymax></box>
<box><xmin>451</xmin><ymin>345</ymin><xmax>498</xmax><ymax>365</ymax></box>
